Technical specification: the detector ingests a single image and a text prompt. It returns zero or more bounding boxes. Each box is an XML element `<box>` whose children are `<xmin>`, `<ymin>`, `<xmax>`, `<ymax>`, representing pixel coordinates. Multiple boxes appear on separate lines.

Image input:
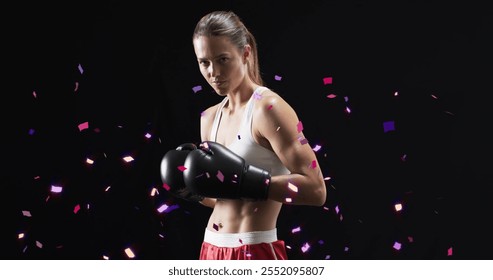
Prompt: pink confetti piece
<box><xmin>298</xmin><ymin>137</ymin><xmax>308</xmax><ymax>145</ymax></box>
<box><xmin>310</xmin><ymin>160</ymin><xmax>317</xmax><ymax>169</ymax></box>
<box><xmin>408</xmin><ymin>236</ymin><xmax>414</xmax><ymax>243</ymax></box>
<box><xmin>123</xmin><ymin>156</ymin><xmax>134</xmax><ymax>162</ymax></box>
<box><xmin>401</xmin><ymin>154</ymin><xmax>407</xmax><ymax>162</ymax></box>
<box><xmin>145</xmin><ymin>132</ymin><xmax>152</xmax><ymax>139</ymax></box>
<box><xmin>267</xmin><ymin>104</ymin><xmax>273</xmax><ymax>110</ymax></box>
<box><xmin>157</xmin><ymin>204</ymin><xmax>169</xmax><ymax>213</ymax></box>
<box><xmin>51</xmin><ymin>185</ymin><xmax>63</xmax><ymax>193</ymax></box>
<box><xmin>74</xmin><ymin>81</ymin><xmax>79</xmax><ymax>92</ymax></box>
<box><xmin>216</xmin><ymin>170</ymin><xmax>224</xmax><ymax>182</ymax></box>
<box><xmin>395</xmin><ymin>203</ymin><xmax>403</xmax><ymax>211</ymax></box>
<box><xmin>192</xmin><ymin>85</ymin><xmax>202</xmax><ymax>93</ymax></box>
<box><xmin>291</xmin><ymin>226</ymin><xmax>301</xmax><ymax>233</ymax></box>
<box><xmin>253</xmin><ymin>92</ymin><xmax>262</xmax><ymax>100</ymax></box>
<box><xmin>124</xmin><ymin>248</ymin><xmax>135</xmax><ymax>258</ymax></box>
<box><xmin>274</xmin><ymin>75</ymin><xmax>282</xmax><ymax>81</ymax></box>
<box><xmin>312</xmin><ymin>144</ymin><xmax>321</xmax><ymax>152</ymax></box>
<box><xmin>105</xmin><ymin>186</ymin><xmax>111</xmax><ymax>192</ymax></box>
<box><xmin>73</xmin><ymin>204</ymin><xmax>81</xmax><ymax>214</ymax></box>
<box><xmin>393</xmin><ymin>241</ymin><xmax>402</xmax><ymax>250</ymax></box>
<box><xmin>447</xmin><ymin>247</ymin><xmax>453</xmax><ymax>256</ymax></box>
<box><xmin>325</xmin><ymin>255</ymin><xmax>331</xmax><ymax>259</ymax></box>
<box><xmin>285</xmin><ymin>197</ymin><xmax>293</xmax><ymax>203</ymax></box>
<box><xmin>86</xmin><ymin>158</ymin><xmax>94</xmax><ymax>164</ymax></box>
<box><xmin>36</xmin><ymin>241</ymin><xmax>43</xmax><ymax>249</ymax></box>
<box><xmin>394</xmin><ymin>91</ymin><xmax>399</xmax><ymax>96</ymax></box>
<box><xmin>323</xmin><ymin>77</ymin><xmax>333</xmax><ymax>85</ymax></box>
<box><xmin>150</xmin><ymin>188</ymin><xmax>158</xmax><ymax>196</ymax></box>
<box><xmin>324</xmin><ymin>176</ymin><xmax>331</xmax><ymax>181</ymax></box>
<box><xmin>326</xmin><ymin>94</ymin><xmax>337</xmax><ymax>99</ymax></box>
<box><xmin>287</xmin><ymin>182</ymin><xmax>298</xmax><ymax>192</ymax></box>
<box><xmin>431</xmin><ymin>94</ymin><xmax>438</xmax><ymax>99</ymax></box>
<box><xmin>335</xmin><ymin>205</ymin><xmax>340</xmax><ymax>214</ymax></box>
<box><xmin>345</xmin><ymin>106</ymin><xmax>351</xmax><ymax>113</ymax></box>
<box><xmin>177</xmin><ymin>165</ymin><xmax>187</xmax><ymax>172</ymax></box>
<box><xmin>32</xmin><ymin>91</ymin><xmax>37</xmax><ymax>98</ymax></box>
<box><xmin>78</xmin><ymin>63</ymin><xmax>84</xmax><ymax>74</ymax></box>
<box><xmin>383</xmin><ymin>121</ymin><xmax>395</xmax><ymax>133</ymax></box>
<box><xmin>301</xmin><ymin>242</ymin><xmax>311</xmax><ymax>253</ymax></box>
<box><xmin>297</xmin><ymin>121</ymin><xmax>303</xmax><ymax>133</ymax></box>
<box><xmin>18</xmin><ymin>233</ymin><xmax>25</xmax><ymax>239</ymax></box>
<box><xmin>78</xmin><ymin>122</ymin><xmax>89</xmax><ymax>131</ymax></box>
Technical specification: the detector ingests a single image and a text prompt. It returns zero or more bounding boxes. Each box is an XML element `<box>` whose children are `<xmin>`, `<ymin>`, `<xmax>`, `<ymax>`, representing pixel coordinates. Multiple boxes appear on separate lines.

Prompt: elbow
<box><xmin>309</xmin><ymin>179</ymin><xmax>327</xmax><ymax>207</ymax></box>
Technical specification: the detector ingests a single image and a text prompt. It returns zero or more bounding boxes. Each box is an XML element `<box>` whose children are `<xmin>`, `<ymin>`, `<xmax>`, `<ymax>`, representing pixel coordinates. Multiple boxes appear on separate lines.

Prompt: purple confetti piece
<box><xmin>192</xmin><ymin>85</ymin><xmax>202</xmax><ymax>93</ymax></box>
<box><xmin>78</xmin><ymin>63</ymin><xmax>84</xmax><ymax>74</ymax></box>
<box><xmin>393</xmin><ymin>241</ymin><xmax>402</xmax><ymax>250</ymax></box>
<box><xmin>216</xmin><ymin>170</ymin><xmax>224</xmax><ymax>182</ymax></box>
<box><xmin>274</xmin><ymin>75</ymin><xmax>282</xmax><ymax>81</ymax></box>
<box><xmin>383</xmin><ymin>120</ymin><xmax>395</xmax><ymax>133</ymax></box>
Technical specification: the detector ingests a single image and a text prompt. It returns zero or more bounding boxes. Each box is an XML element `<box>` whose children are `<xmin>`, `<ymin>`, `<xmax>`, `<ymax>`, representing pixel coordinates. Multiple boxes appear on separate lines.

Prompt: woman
<box><xmin>161</xmin><ymin>10</ymin><xmax>327</xmax><ymax>260</ymax></box>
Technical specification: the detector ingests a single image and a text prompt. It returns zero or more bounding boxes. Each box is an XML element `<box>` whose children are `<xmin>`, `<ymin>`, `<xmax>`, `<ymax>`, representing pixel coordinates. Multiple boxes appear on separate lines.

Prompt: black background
<box><xmin>3</xmin><ymin>0</ymin><xmax>492</xmax><ymax>260</ymax></box>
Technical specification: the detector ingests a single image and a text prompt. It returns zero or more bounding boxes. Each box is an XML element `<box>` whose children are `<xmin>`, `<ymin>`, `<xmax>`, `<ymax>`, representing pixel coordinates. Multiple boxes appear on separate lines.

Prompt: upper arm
<box><xmin>200</xmin><ymin>105</ymin><xmax>217</xmax><ymax>142</ymax></box>
<box><xmin>256</xmin><ymin>93</ymin><xmax>320</xmax><ymax>177</ymax></box>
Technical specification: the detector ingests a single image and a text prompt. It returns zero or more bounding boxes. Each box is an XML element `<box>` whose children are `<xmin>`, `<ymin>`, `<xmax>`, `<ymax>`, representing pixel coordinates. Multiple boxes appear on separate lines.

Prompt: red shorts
<box><xmin>199</xmin><ymin>228</ymin><xmax>288</xmax><ymax>260</ymax></box>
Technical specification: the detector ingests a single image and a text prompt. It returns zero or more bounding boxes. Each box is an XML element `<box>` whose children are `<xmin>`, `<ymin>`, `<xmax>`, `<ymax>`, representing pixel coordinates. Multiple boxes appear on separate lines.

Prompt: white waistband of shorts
<box><xmin>203</xmin><ymin>228</ymin><xmax>278</xmax><ymax>248</ymax></box>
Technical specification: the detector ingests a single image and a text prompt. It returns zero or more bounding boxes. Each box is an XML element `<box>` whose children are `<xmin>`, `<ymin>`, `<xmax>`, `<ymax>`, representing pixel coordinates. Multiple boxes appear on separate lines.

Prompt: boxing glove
<box><xmin>160</xmin><ymin>143</ymin><xmax>204</xmax><ymax>202</ymax></box>
<box><xmin>183</xmin><ymin>141</ymin><xmax>271</xmax><ymax>200</ymax></box>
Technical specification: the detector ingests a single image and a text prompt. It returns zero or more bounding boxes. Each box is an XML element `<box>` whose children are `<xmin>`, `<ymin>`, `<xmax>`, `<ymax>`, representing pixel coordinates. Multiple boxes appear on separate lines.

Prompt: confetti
<box><xmin>447</xmin><ymin>247</ymin><xmax>453</xmax><ymax>256</ymax></box>
<box><xmin>51</xmin><ymin>185</ymin><xmax>62</xmax><ymax>193</ymax></box>
<box><xmin>73</xmin><ymin>204</ymin><xmax>81</xmax><ymax>214</ymax></box>
<box><xmin>323</xmin><ymin>77</ymin><xmax>333</xmax><ymax>85</ymax></box>
<box><xmin>292</xmin><ymin>227</ymin><xmax>301</xmax><ymax>234</ymax></box>
<box><xmin>123</xmin><ymin>156</ymin><xmax>134</xmax><ymax>162</ymax></box>
<box><xmin>74</xmin><ymin>81</ymin><xmax>79</xmax><ymax>92</ymax></box>
<box><xmin>274</xmin><ymin>75</ymin><xmax>282</xmax><ymax>81</ymax></box>
<box><xmin>326</xmin><ymin>94</ymin><xmax>337</xmax><ymax>99</ymax></box>
<box><xmin>393</xmin><ymin>241</ymin><xmax>402</xmax><ymax>250</ymax></box>
<box><xmin>124</xmin><ymin>248</ymin><xmax>135</xmax><ymax>258</ymax></box>
<box><xmin>78</xmin><ymin>122</ymin><xmax>89</xmax><ymax>131</ymax></box>
<box><xmin>78</xmin><ymin>63</ymin><xmax>84</xmax><ymax>74</ymax></box>
<box><xmin>383</xmin><ymin>121</ymin><xmax>395</xmax><ymax>133</ymax></box>
<box><xmin>216</xmin><ymin>170</ymin><xmax>224</xmax><ymax>182</ymax></box>
<box><xmin>310</xmin><ymin>160</ymin><xmax>317</xmax><ymax>169</ymax></box>
<box><xmin>394</xmin><ymin>203</ymin><xmax>403</xmax><ymax>211</ymax></box>
<box><xmin>267</xmin><ymin>104</ymin><xmax>273</xmax><ymax>110</ymax></box>
<box><xmin>28</xmin><ymin>128</ymin><xmax>35</xmax><ymax>135</ymax></box>
<box><xmin>32</xmin><ymin>90</ymin><xmax>37</xmax><ymax>98</ymax></box>
<box><xmin>253</xmin><ymin>92</ymin><xmax>262</xmax><ymax>100</ymax></box>
<box><xmin>192</xmin><ymin>85</ymin><xmax>202</xmax><ymax>93</ymax></box>
<box><xmin>86</xmin><ymin>158</ymin><xmax>94</xmax><ymax>164</ymax></box>
<box><xmin>287</xmin><ymin>182</ymin><xmax>298</xmax><ymax>192</ymax></box>
<box><xmin>301</xmin><ymin>242</ymin><xmax>311</xmax><ymax>253</ymax></box>
<box><xmin>177</xmin><ymin>165</ymin><xmax>187</xmax><ymax>172</ymax></box>
<box><xmin>312</xmin><ymin>144</ymin><xmax>321</xmax><ymax>152</ymax></box>
<box><xmin>297</xmin><ymin>121</ymin><xmax>303</xmax><ymax>133</ymax></box>
<box><xmin>157</xmin><ymin>204</ymin><xmax>169</xmax><ymax>213</ymax></box>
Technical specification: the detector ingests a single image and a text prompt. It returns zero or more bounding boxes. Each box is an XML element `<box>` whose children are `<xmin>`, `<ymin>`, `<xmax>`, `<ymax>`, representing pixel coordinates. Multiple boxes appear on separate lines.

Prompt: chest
<box><xmin>215</xmin><ymin>108</ymin><xmax>246</xmax><ymax>147</ymax></box>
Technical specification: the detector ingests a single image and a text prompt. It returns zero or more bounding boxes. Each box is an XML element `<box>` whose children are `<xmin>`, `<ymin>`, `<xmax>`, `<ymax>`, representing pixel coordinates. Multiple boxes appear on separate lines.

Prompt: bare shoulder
<box><xmin>253</xmin><ymin>88</ymin><xmax>295</xmax><ymax>119</ymax></box>
<box><xmin>200</xmin><ymin>103</ymin><xmax>221</xmax><ymax>141</ymax></box>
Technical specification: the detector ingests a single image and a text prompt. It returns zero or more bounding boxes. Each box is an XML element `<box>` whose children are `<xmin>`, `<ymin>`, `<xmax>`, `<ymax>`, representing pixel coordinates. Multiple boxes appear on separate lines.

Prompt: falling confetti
<box><xmin>78</xmin><ymin>122</ymin><xmax>89</xmax><ymax>131</ymax></box>
<box><xmin>192</xmin><ymin>85</ymin><xmax>202</xmax><ymax>93</ymax></box>
<box><xmin>124</xmin><ymin>248</ymin><xmax>135</xmax><ymax>258</ymax></box>
<box><xmin>50</xmin><ymin>185</ymin><xmax>63</xmax><ymax>193</ymax></box>
<box><xmin>78</xmin><ymin>63</ymin><xmax>84</xmax><ymax>74</ymax></box>
<box><xmin>323</xmin><ymin>77</ymin><xmax>333</xmax><ymax>85</ymax></box>
<box><xmin>393</xmin><ymin>242</ymin><xmax>402</xmax><ymax>250</ymax></box>
<box><xmin>274</xmin><ymin>75</ymin><xmax>282</xmax><ymax>81</ymax></box>
<box><xmin>383</xmin><ymin>121</ymin><xmax>395</xmax><ymax>133</ymax></box>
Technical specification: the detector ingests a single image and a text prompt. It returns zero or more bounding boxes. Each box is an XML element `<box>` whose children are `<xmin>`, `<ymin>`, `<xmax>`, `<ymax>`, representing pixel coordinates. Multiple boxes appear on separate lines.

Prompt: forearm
<box><xmin>268</xmin><ymin>172</ymin><xmax>326</xmax><ymax>206</ymax></box>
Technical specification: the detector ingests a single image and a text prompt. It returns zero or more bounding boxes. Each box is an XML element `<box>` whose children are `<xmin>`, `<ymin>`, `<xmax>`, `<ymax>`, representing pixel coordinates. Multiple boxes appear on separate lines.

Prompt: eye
<box><xmin>219</xmin><ymin>57</ymin><xmax>229</xmax><ymax>64</ymax></box>
<box><xmin>199</xmin><ymin>60</ymin><xmax>210</xmax><ymax>67</ymax></box>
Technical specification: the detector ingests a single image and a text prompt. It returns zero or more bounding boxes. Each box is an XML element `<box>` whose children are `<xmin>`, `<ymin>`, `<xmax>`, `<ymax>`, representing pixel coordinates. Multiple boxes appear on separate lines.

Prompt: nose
<box><xmin>208</xmin><ymin>63</ymin><xmax>219</xmax><ymax>78</ymax></box>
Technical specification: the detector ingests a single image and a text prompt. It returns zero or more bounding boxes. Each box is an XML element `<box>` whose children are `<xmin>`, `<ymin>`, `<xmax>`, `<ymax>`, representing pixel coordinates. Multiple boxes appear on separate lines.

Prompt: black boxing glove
<box><xmin>183</xmin><ymin>141</ymin><xmax>271</xmax><ymax>200</ymax></box>
<box><xmin>160</xmin><ymin>143</ymin><xmax>204</xmax><ymax>202</ymax></box>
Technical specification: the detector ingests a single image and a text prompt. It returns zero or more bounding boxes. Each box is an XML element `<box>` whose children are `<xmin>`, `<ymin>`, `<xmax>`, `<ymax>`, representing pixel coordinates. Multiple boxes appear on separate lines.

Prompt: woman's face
<box><xmin>193</xmin><ymin>35</ymin><xmax>248</xmax><ymax>96</ymax></box>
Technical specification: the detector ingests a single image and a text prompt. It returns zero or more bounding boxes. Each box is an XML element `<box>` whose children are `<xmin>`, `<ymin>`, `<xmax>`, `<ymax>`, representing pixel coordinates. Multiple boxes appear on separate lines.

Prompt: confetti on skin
<box><xmin>287</xmin><ymin>182</ymin><xmax>298</xmax><ymax>192</ymax></box>
<box><xmin>393</xmin><ymin>242</ymin><xmax>402</xmax><ymax>250</ymax></box>
<box><xmin>51</xmin><ymin>185</ymin><xmax>62</xmax><ymax>193</ymax></box>
<box><xmin>124</xmin><ymin>248</ymin><xmax>135</xmax><ymax>258</ymax></box>
<box><xmin>447</xmin><ymin>247</ymin><xmax>453</xmax><ymax>256</ymax></box>
<box><xmin>200</xmin><ymin>111</ymin><xmax>206</xmax><ymax>117</ymax></box>
<box><xmin>395</xmin><ymin>203</ymin><xmax>403</xmax><ymax>211</ymax></box>
<box><xmin>86</xmin><ymin>158</ymin><xmax>94</xmax><ymax>165</ymax></box>
<box><xmin>291</xmin><ymin>226</ymin><xmax>301</xmax><ymax>234</ymax></box>
<box><xmin>298</xmin><ymin>137</ymin><xmax>308</xmax><ymax>145</ymax></box>
<box><xmin>237</xmin><ymin>134</ymin><xmax>241</xmax><ymax>140</ymax></box>
<box><xmin>32</xmin><ymin>91</ymin><xmax>37</xmax><ymax>98</ymax></box>
<box><xmin>36</xmin><ymin>241</ymin><xmax>43</xmax><ymax>249</ymax></box>
<box><xmin>216</xmin><ymin>170</ymin><xmax>224</xmax><ymax>182</ymax></box>
<box><xmin>78</xmin><ymin>122</ymin><xmax>89</xmax><ymax>131</ymax></box>
<box><xmin>323</xmin><ymin>77</ymin><xmax>333</xmax><ymax>85</ymax></box>
<box><xmin>73</xmin><ymin>204</ymin><xmax>80</xmax><ymax>214</ymax></box>
<box><xmin>177</xmin><ymin>165</ymin><xmax>187</xmax><ymax>172</ymax></box>
<box><xmin>310</xmin><ymin>160</ymin><xmax>317</xmax><ymax>169</ymax></box>
<box><xmin>74</xmin><ymin>81</ymin><xmax>79</xmax><ymax>92</ymax></box>
<box><xmin>123</xmin><ymin>156</ymin><xmax>134</xmax><ymax>162</ymax></box>
<box><xmin>312</xmin><ymin>144</ymin><xmax>321</xmax><ymax>152</ymax></box>
<box><xmin>301</xmin><ymin>242</ymin><xmax>311</xmax><ymax>253</ymax></box>
<box><xmin>78</xmin><ymin>63</ymin><xmax>84</xmax><ymax>74</ymax></box>
<box><xmin>192</xmin><ymin>85</ymin><xmax>202</xmax><ymax>93</ymax></box>
<box><xmin>267</xmin><ymin>104</ymin><xmax>273</xmax><ymax>110</ymax></box>
<box><xmin>383</xmin><ymin>121</ymin><xmax>395</xmax><ymax>133</ymax></box>
<box><xmin>28</xmin><ymin>128</ymin><xmax>35</xmax><ymax>135</ymax></box>
<box><xmin>274</xmin><ymin>75</ymin><xmax>282</xmax><ymax>81</ymax></box>
<box><xmin>213</xmin><ymin>223</ymin><xmax>219</xmax><ymax>231</ymax></box>
<box><xmin>297</xmin><ymin>121</ymin><xmax>303</xmax><ymax>133</ymax></box>
<box><xmin>326</xmin><ymin>94</ymin><xmax>337</xmax><ymax>99</ymax></box>
<box><xmin>276</xmin><ymin>126</ymin><xmax>280</xmax><ymax>132</ymax></box>
<box><xmin>253</xmin><ymin>92</ymin><xmax>262</xmax><ymax>100</ymax></box>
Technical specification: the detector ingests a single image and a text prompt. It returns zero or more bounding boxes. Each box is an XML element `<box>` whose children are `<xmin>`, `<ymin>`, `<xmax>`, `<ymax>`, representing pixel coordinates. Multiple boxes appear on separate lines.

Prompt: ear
<box><xmin>242</xmin><ymin>44</ymin><xmax>251</xmax><ymax>63</ymax></box>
